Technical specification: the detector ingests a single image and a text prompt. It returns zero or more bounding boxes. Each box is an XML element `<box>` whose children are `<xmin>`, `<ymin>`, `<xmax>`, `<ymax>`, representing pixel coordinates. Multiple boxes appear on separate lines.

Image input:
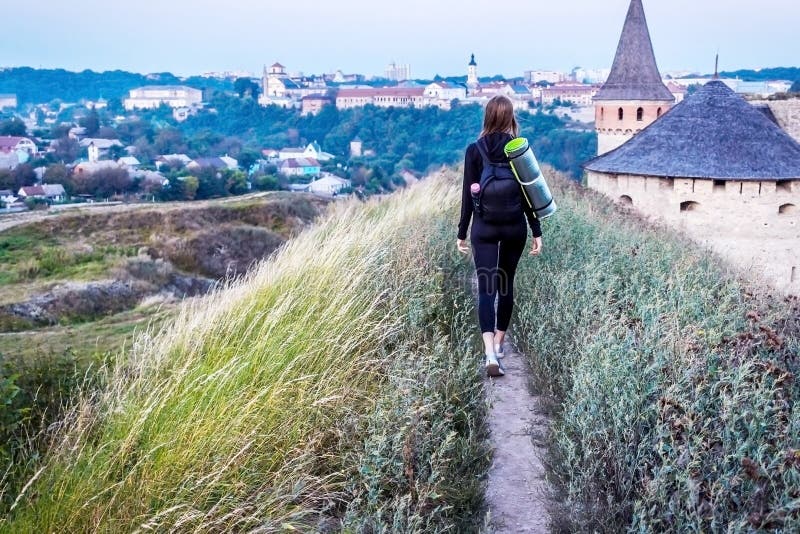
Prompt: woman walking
<box><xmin>457</xmin><ymin>95</ymin><xmax>543</xmax><ymax>377</ymax></box>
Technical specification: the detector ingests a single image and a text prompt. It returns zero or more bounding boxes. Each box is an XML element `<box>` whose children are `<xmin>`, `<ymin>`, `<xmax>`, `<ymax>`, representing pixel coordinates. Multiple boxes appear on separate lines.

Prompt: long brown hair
<box><xmin>480</xmin><ymin>95</ymin><xmax>519</xmax><ymax>138</ymax></box>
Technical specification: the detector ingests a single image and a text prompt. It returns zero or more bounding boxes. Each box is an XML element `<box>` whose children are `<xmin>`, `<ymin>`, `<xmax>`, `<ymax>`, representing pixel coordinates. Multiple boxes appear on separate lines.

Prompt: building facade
<box><xmin>335</xmin><ymin>87</ymin><xmax>428</xmax><ymax>109</ymax></box>
<box><xmin>124</xmin><ymin>86</ymin><xmax>203</xmax><ymax>110</ymax></box>
<box><xmin>542</xmin><ymin>83</ymin><xmax>599</xmax><ymax>106</ymax></box>
<box><xmin>593</xmin><ymin>0</ymin><xmax>675</xmax><ymax>155</ymax></box>
<box><xmin>385</xmin><ymin>62</ymin><xmax>411</xmax><ymax>81</ymax></box>
<box><xmin>0</xmin><ymin>94</ymin><xmax>17</xmax><ymax>109</ymax></box>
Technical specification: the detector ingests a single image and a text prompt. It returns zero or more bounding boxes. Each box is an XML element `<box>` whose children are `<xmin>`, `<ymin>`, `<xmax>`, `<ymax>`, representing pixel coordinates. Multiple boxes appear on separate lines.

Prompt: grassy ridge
<box><xmin>514</xmin><ymin>172</ymin><xmax>800</xmax><ymax>531</ymax></box>
<box><xmin>2</xmin><ymin>173</ymin><xmax>489</xmax><ymax>532</ymax></box>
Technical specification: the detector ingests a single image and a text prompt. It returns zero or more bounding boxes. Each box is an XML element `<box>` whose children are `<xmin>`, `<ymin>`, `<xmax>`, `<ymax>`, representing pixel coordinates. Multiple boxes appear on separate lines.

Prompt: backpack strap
<box><xmin>475</xmin><ymin>138</ymin><xmax>512</xmax><ymax>169</ymax></box>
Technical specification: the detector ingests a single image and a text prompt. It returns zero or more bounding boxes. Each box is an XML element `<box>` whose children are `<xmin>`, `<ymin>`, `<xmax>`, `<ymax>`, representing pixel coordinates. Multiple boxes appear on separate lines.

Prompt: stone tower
<box><xmin>594</xmin><ymin>0</ymin><xmax>674</xmax><ymax>155</ymax></box>
<box><xmin>467</xmin><ymin>54</ymin><xmax>478</xmax><ymax>94</ymax></box>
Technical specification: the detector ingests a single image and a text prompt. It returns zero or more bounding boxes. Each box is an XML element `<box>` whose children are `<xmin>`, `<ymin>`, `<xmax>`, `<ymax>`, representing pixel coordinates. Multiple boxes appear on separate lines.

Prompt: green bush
<box><xmin>0</xmin><ymin>349</ymin><xmax>90</xmax><ymax>510</ymax></box>
<box><xmin>513</xmin><ymin>171</ymin><xmax>800</xmax><ymax>532</ymax></box>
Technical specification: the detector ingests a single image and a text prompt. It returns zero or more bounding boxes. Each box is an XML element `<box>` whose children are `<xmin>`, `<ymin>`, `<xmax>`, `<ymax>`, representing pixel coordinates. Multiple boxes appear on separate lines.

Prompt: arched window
<box><xmin>618</xmin><ymin>107</ymin><xmax>624</xmax><ymax>120</ymax></box>
<box><xmin>779</xmin><ymin>203</ymin><xmax>797</xmax><ymax>215</ymax></box>
<box><xmin>680</xmin><ymin>201</ymin><xmax>701</xmax><ymax>212</ymax></box>
<box><xmin>636</xmin><ymin>107</ymin><xmax>644</xmax><ymax>121</ymax></box>
<box><xmin>601</xmin><ymin>107</ymin><xmax>604</xmax><ymax>120</ymax></box>
<box><xmin>619</xmin><ymin>195</ymin><xmax>633</xmax><ymax>205</ymax></box>
<box><xmin>657</xmin><ymin>107</ymin><xmax>663</xmax><ymax>118</ymax></box>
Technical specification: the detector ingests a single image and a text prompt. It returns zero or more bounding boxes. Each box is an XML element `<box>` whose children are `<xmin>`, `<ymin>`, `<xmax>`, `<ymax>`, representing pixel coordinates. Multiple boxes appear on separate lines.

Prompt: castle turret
<box><xmin>467</xmin><ymin>54</ymin><xmax>478</xmax><ymax>94</ymax></box>
<box><xmin>594</xmin><ymin>0</ymin><xmax>674</xmax><ymax>155</ymax></box>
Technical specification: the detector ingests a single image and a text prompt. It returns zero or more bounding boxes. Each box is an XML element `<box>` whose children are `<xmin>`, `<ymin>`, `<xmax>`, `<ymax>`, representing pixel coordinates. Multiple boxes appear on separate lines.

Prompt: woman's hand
<box><xmin>457</xmin><ymin>239</ymin><xmax>470</xmax><ymax>255</ymax></box>
<box><xmin>530</xmin><ymin>237</ymin><xmax>543</xmax><ymax>256</ymax></box>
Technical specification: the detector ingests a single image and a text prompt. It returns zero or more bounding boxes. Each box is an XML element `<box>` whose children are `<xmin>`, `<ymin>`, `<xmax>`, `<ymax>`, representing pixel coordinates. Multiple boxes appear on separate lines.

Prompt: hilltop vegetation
<box><xmin>0</xmin><ymin>193</ymin><xmax>328</xmax><ymax>509</ymax></box>
<box><xmin>513</xmin><ymin>175</ymin><xmax>800</xmax><ymax>531</ymax></box>
<box><xmin>3</xmin><ymin>164</ymin><xmax>800</xmax><ymax>531</ymax></box>
<box><xmin>1</xmin><ymin>173</ymin><xmax>490</xmax><ymax>532</ymax></box>
<box><xmin>716</xmin><ymin>66</ymin><xmax>800</xmax><ymax>83</ymax></box>
<box><xmin>0</xmin><ymin>67</ymin><xmax>232</xmax><ymax>104</ymax></box>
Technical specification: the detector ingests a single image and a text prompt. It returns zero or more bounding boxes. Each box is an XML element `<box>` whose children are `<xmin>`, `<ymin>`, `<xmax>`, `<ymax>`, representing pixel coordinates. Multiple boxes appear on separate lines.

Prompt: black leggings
<box><xmin>470</xmin><ymin>217</ymin><xmax>527</xmax><ymax>334</ymax></box>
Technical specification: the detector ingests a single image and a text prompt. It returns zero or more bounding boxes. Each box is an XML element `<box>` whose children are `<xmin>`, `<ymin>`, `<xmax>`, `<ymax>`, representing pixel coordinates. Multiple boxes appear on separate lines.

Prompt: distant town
<box><xmin>0</xmin><ymin>54</ymin><xmax>797</xmax><ymax>214</ymax></box>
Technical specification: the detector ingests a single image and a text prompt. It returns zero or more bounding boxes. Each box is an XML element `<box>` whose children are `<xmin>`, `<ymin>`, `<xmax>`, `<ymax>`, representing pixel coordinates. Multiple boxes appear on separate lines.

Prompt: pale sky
<box><xmin>2</xmin><ymin>0</ymin><xmax>797</xmax><ymax>78</ymax></box>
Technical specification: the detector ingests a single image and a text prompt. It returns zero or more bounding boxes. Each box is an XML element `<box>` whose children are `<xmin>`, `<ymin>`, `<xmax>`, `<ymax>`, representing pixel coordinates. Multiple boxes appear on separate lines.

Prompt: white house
<box><xmin>0</xmin><ymin>189</ymin><xmax>17</xmax><ymax>205</ymax></box>
<box><xmin>156</xmin><ymin>154</ymin><xmax>193</xmax><ymax>169</ymax></box>
<box><xmin>17</xmin><ymin>183</ymin><xmax>66</xmax><ymax>202</ymax></box>
<box><xmin>279</xmin><ymin>157</ymin><xmax>321</xmax><ymax>177</ymax></box>
<box><xmin>0</xmin><ymin>94</ymin><xmax>17</xmax><ymax>109</ymax></box>
<box><xmin>279</xmin><ymin>142</ymin><xmax>334</xmax><ymax>162</ymax></box>
<box><xmin>424</xmin><ymin>82</ymin><xmax>467</xmax><ymax>102</ymax></box>
<box><xmin>118</xmin><ymin>156</ymin><xmax>141</xmax><ymax>168</ymax></box>
<box><xmin>80</xmin><ymin>138</ymin><xmax>123</xmax><ymax>162</ymax></box>
<box><xmin>0</xmin><ymin>136</ymin><xmax>38</xmax><ymax>158</ymax></box>
<box><xmin>308</xmin><ymin>175</ymin><xmax>351</xmax><ymax>196</ymax></box>
<box><xmin>124</xmin><ymin>86</ymin><xmax>203</xmax><ymax>110</ymax></box>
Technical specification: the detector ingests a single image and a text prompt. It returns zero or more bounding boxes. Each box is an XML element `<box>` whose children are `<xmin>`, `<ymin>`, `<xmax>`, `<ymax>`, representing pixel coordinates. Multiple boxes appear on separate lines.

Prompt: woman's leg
<box><xmin>495</xmin><ymin>233</ymin><xmax>527</xmax><ymax>333</ymax></box>
<box><xmin>471</xmin><ymin>221</ymin><xmax>500</xmax><ymax>352</ymax></box>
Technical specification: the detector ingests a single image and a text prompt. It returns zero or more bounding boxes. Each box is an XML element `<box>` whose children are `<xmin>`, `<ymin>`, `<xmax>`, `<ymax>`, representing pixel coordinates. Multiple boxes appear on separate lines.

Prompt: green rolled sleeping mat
<box><xmin>504</xmin><ymin>137</ymin><xmax>557</xmax><ymax>219</ymax></box>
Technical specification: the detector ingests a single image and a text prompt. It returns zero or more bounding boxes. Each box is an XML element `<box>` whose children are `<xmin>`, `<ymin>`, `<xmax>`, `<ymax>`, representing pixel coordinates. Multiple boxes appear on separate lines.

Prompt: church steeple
<box><xmin>467</xmin><ymin>53</ymin><xmax>478</xmax><ymax>94</ymax></box>
<box><xmin>593</xmin><ymin>0</ymin><xmax>675</xmax><ymax>155</ymax></box>
<box><xmin>594</xmin><ymin>0</ymin><xmax>673</xmax><ymax>101</ymax></box>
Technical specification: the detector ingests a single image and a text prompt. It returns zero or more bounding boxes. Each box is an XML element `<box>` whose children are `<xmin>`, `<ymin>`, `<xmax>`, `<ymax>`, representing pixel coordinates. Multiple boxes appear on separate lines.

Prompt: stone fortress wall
<box><xmin>753</xmin><ymin>98</ymin><xmax>800</xmax><ymax>144</ymax></box>
<box><xmin>586</xmin><ymin>171</ymin><xmax>800</xmax><ymax>292</ymax></box>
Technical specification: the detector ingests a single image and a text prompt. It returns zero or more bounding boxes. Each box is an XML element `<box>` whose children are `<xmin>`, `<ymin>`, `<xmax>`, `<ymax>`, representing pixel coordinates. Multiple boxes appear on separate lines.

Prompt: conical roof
<box><xmin>585</xmin><ymin>81</ymin><xmax>800</xmax><ymax>180</ymax></box>
<box><xmin>469</xmin><ymin>54</ymin><xmax>477</xmax><ymax>67</ymax></box>
<box><xmin>594</xmin><ymin>0</ymin><xmax>673</xmax><ymax>102</ymax></box>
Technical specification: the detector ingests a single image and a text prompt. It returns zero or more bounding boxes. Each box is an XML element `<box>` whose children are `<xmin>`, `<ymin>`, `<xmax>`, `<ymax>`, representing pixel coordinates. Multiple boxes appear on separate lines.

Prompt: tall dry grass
<box><xmin>2</xmin><ymin>171</ymin><xmax>489</xmax><ymax>532</ymax></box>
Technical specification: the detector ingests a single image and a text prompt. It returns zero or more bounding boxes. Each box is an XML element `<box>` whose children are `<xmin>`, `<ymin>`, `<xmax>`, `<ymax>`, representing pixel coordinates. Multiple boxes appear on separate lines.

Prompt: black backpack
<box><xmin>474</xmin><ymin>139</ymin><xmax>524</xmax><ymax>224</ymax></box>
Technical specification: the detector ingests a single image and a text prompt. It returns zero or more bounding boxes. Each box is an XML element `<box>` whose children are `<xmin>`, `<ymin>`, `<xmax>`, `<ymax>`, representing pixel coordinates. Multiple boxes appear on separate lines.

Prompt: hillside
<box><xmin>0</xmin><ymin>67</ymin><xmax>232</xmax><ymax>104</ymax></box>
<box><xmin>3</xmin><ymin>168</ymin><xmax>798</xmax><ymax>532</ymax></box>
<box><xmin>1</xmin><ymin>170</ymin><xmax>488</xmax><ymax>532</ymax></box>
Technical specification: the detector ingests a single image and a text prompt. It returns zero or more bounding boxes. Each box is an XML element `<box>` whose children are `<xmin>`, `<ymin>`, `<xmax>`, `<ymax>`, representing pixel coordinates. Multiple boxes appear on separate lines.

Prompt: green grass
<box><xmin>1</xmin><ymin>174</ymin><xmax>490</xmax><ymax>532</ymax></box>
<box><xmin>0</xmin><ymin>227</ymin><xmax>137</xmax><ymax>288</ymax></box>
<box><xmin>513</xmin><ymin>171</ymin><xmax>800</xmax><ymax>532</ymax></box>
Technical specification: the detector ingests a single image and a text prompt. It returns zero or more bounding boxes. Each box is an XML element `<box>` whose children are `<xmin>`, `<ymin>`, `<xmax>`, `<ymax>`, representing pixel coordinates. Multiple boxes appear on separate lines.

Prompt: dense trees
<box><xmin>717</xmin><ymin>67</ymin><xmax>800</xmax><ymax>82</ymax></box>
<box><xmin>791</xmin><ymin>80</ymin><xmax>800</xmax><ymax>93</ymax></box>
<box><xmin>0</xmin><ymin>68</ymin><xmax>233</xmax><ymax>104</ymax></box>
<box><xmin>0</xmin><ymin>118</ymin><xmax>26</xmax><ymax>136</ymax></box>
<box><xmin>179</xmin><ymin>95</ymin><xmax>596</xmax><ymax>181</ymax></box>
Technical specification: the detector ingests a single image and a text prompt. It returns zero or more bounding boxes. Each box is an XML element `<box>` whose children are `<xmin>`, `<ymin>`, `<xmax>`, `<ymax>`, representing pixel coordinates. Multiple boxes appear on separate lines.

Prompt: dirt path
<box><xmin>484</xmin><ymin>341</ymin><xmax>552</xmax><ymax>533</ymax></box>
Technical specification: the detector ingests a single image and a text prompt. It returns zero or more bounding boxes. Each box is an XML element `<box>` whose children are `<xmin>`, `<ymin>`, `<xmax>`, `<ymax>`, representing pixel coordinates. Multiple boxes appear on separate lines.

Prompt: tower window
<box><xmin>618</xmin><ymin>108</ymin><xmax>624</xmax><ymax>120</ymax></box>
<box><xmin>601</xmin><ymin>107</ymin><xmax>604</xmax><ymax>120</ymax></box>
<box><xmin>657</xmin><ymin>107</ymin><xmax>663</xmax><ymax>118</ymax></box>
<box><xmin>636</xmin><ymin>107</ymin><xmax>644</xmax><ymax>121</ymax></box>
<box><xmin>779</xmin><ymin>203</ymin><xmax>797</xmax><ymax>215</ymax></box>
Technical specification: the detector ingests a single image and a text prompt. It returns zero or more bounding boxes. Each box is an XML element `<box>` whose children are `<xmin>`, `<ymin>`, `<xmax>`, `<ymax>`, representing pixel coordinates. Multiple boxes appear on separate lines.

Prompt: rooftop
<box><xmin>584</xmin><ymin>80</ymin><xmax>800</xmax><ymax>180</ymax></box>
<box><xmin>594</xmin><ymin>0</ymin><xmax>674</xmax><ymax>102</ymax></box>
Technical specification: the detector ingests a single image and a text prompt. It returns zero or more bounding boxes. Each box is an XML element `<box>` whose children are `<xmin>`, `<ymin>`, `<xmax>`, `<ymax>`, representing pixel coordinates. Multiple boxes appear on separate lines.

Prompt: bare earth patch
<box><xmin>484</xmin><ymin>342</ymin><xmax>552</xmax><ymax>533</ymax></box>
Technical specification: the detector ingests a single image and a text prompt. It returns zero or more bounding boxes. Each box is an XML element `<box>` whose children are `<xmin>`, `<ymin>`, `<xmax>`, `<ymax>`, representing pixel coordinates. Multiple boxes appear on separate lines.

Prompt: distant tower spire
<box><xmin>467</xmin><ymin>53</ymin><xmax>479</xmax><ymax>94</ymax></box>
<box><xmin>593</xmin><ymin>0</ymin><xmax>676</xmax><ymax>155</ymax></box>
<box><xmin>713</xmin><ymin>53</ymin><xmax>720</xmax><ymax>79</ymax></box>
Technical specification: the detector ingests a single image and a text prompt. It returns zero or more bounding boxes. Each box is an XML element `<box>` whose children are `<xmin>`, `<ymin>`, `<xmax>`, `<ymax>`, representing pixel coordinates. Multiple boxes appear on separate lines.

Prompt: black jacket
<box><xmin>457</xmin><ymin>132</ymin><xmax>542</xmax><ymax>240</ymax></box>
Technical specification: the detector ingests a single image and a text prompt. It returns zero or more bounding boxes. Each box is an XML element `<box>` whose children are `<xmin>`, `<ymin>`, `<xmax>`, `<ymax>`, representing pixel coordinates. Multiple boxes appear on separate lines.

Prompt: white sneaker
<box><xmin>494</xmin><ymin>343</ymin><xmax>505</xmax><ymax>359</ymax></box>
<box><xmin>485</xmin><ymin>353</ymin><xmax>505</xmax><ymax>377</ymax></box>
